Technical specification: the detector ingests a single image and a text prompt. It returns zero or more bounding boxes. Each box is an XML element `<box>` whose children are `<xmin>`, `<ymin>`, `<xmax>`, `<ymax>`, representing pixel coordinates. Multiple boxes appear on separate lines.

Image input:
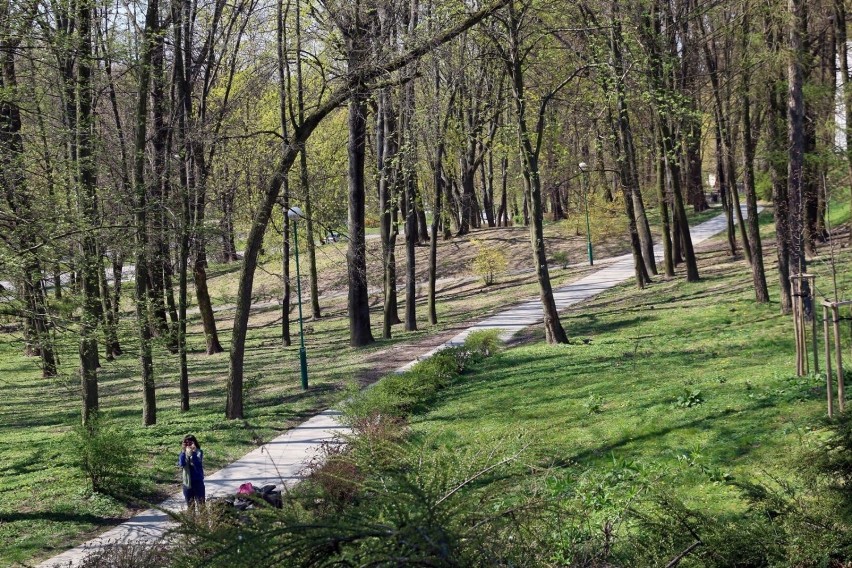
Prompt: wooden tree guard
<box><xmin>822</xmin><ymin>299</ymin><xmax>850</xmax><ymax>417</ymax></box>
<box><xmin>790</xmin><ymin>274</ymin><xmax>818</xmax><ymax>377</ymax></box>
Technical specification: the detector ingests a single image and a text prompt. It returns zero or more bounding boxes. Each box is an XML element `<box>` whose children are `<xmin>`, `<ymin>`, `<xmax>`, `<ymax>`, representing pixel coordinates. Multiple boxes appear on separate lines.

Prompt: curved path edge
<box><xmin>38</xmin><ymin>208</ymin><xmax>754</xmax><ymax>567</ymax></box>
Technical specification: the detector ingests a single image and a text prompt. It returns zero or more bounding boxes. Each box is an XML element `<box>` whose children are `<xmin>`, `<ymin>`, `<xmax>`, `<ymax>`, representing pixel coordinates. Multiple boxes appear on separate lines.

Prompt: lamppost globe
<box><xmin>287</xmin><ymin>206</ymin><xmax>303</xmax><ymax>220</ymax></box>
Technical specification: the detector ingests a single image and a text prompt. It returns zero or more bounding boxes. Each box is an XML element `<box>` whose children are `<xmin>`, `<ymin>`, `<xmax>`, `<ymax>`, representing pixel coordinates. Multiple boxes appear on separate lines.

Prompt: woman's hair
<box><xmin>183</xmin><ymin>435</ymin><xmax>201</xmax><ymax>449</ymax></box>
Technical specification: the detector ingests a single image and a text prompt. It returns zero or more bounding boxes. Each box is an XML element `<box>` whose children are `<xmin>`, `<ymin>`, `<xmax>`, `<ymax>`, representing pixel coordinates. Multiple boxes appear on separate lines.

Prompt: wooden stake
<box><xmin>809</xmin><ymin>280</ymin><xmax>819</xmax><ymax>375</ymax></box>
<box><xmin>824</xmin><ymin>304</ymin><xmax>834</xmax><ymax>418</ymax></box>
<box><xmin>833</xmin><ymin>305</ymin><xmax>845</xmax><ymax>412</ymax></box>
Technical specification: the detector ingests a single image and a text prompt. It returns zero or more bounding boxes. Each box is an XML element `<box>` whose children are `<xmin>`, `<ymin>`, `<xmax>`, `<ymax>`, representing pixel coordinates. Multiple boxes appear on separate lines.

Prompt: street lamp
<box><xmin>578</xmin><ymin>162</ymin><xmax>594</xmax><ymax>266</ymax></box>
<box><xmin>287</xmin><ymin>206</ymin><xmax>309</xmax><ymax>390</ymax></box>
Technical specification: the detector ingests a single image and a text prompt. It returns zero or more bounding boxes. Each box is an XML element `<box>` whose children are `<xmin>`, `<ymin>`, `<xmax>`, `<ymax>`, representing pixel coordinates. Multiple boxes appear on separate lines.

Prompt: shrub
<box><xmin>68</xmin><ymin>413</ymin><xmax>141</xmax><ymax>496</ymax></box>
<box><xmin>471</xmin><ymin>239</ymin><xmax>508</xmax><ymax>285</ymax></box>
<box><xmin>462</xmin><ymin>329</ymin><xmax>502</xmax><ymax>364</ymax></box>
<box><xmin>551</xmin><ymin>250</ymin><xmax>570</xmax><ymax>269</ymax></box>
<box><xmin>341</xmin><ymin>333</ymin><xmax>501</xmax><ymax>426</ymax></box>
<box><xmin>76</xmin><ymin>542</ymin><xmax>173</xmax><ymax>568</ymax></box>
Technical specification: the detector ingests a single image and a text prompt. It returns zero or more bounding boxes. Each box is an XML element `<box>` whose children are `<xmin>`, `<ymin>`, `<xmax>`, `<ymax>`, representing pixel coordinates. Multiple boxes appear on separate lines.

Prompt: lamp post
<box><xmin>578</xmin><ymin>162</ymin><xmax>593</xmax><ymax>266</ymax></box>
<box><xmin>288</xmin><ymin>206</ymin><xmax>309</xmax><ymax>390</ymax></box>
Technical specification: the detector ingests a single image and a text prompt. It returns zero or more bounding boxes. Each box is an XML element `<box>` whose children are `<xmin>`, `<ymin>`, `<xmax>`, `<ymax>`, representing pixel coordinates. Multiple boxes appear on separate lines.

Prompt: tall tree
<box><xmin>497</xmin><ymin>0</ymin><xmax>568</xmax><ymax>344</ymax></box>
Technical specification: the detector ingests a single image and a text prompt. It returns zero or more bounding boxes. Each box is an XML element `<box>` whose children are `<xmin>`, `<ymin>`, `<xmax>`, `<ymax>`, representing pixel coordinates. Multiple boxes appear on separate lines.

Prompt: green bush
<box><xmin>68</xmin><ymin>413</ymin><xmax>141</xmax><ymax>496</ymax></box>
<box><xmin>341</xmin><ymin>332</ymin><xmax>501</xmax><ymax>425</ymax></box>
<box><xmin>471</xmin><ymin>239</ymin><xmax>508</xmax><ymax>285</ymax></box>
<box><xmin>463</xmin><ymin>329</ymin><xmax>502</xmax><ymax>364</ymax></box>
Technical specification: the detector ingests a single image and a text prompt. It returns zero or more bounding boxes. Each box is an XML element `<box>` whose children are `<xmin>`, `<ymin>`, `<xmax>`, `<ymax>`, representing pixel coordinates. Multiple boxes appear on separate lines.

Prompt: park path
<box><xmin>38</xmin><ymin>208</ymin><xmax>749</xmax><ymax>567</ymax></box>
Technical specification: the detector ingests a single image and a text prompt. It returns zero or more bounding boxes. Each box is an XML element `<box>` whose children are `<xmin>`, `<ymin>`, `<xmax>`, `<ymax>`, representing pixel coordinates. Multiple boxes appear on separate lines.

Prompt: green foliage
<box><xmin>809</xmin><ymin>410</ymin><xmax>852</xmax><ymax>500</ymax></box>
<box><xmin>343</xmin><ymin>331</ymin><xmax>502</xmax><ymax>425</ymax></box>
<box><xmin>67</xmin><ymin>413</ymin><xmax>141</xmax><ymax>496</ymax></box>
<box><xmin>551</xmin><ymin>250</ymin><xmax>570</xmax><ymax>269</ymax></box>
<box><xmin>471</xmin><ymin>239</ymin><xmax>508</xmax><ymax>285</ymax></box>
<box><xmin>674</xmin><ymin>388</ymin><xmax>704</xmax><ymax>408</ymax></box>
<box><xmin>184</xmin><ymin>436</ymin><xmax>540</xmax><ymax>568</ymax></box>
<box><xmin>583</xmin><ymin>394</ymin><xmax>604</xmax><ymax>414</ymax></box>
<box><xmin>463</xmin><ymin>329</ymin><xmax>502</xmax><ymax>363</ymax></box>
<box><xmin>754</xmin><ymin>169</ymin><xmax>773</xmax><ymax>202</ymax></box>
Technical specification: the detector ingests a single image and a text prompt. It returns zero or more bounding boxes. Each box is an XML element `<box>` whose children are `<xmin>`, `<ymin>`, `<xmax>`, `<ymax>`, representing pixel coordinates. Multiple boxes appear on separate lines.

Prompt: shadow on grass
<box><xmin>0</xmin><ymin>511</ymin><xmax>126</xmax><ymax>525</ymax></box>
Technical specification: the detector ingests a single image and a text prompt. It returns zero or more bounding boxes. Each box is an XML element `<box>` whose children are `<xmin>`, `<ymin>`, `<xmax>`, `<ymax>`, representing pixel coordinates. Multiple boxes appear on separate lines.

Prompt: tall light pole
<box><xmin>578</xmin><ymin>162</ymin><xmax>593</xmax><ymax>266</ymax></box>
<box><xmin>288</xmin><ymin>206</ymin><xmax>309</xmax><ymax>390</ymax></box>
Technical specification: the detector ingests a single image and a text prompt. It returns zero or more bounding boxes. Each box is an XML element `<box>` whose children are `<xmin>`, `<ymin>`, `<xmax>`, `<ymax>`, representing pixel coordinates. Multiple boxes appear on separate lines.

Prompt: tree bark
<box><xmin>787</xmin><ymin>0</ymin><xmax>807</xmax><ymax>280</ymax></box>
<box><xmin>135</xmin><ymin>0</ymin><xmax>158</xmax><ymax>426</ymax></box>
<box><xmin>77</xmin><ymin>0</ymin><xmax>102</xmax><ymax>424</ymax></box>
<box><xmin>226</xmin><ymin>0</ymin><xmax>512</xmax><ymax>418</ymax></box>
<box><xmin>504</xmin><ymin>2</ymin><xmax>567</xmax><ymax>344</ymax></box>
<box><xmin>740</xmin><ymin>13</ymin><xmax>769</xmax><ymax>303</ymax></box>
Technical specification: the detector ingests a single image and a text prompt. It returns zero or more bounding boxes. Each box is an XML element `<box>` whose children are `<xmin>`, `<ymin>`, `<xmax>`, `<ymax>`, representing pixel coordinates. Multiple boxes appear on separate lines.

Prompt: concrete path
<box><xmin>38</xmin><ymin>208</ymin><xmax>750</xmax><ymax>567</ymax></box>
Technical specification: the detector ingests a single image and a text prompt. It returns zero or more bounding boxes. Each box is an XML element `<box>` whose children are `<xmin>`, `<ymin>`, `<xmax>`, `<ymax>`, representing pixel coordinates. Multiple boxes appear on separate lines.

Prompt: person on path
<box><xmin>178</xmin><ymin>434</ymin><xmax>205</xmax><ymax>506</ymax></box>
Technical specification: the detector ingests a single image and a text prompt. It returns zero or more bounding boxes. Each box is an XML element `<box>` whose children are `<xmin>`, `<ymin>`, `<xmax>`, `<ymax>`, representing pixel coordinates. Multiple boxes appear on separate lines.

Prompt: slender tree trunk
<box><xmin>505</xmin><ymin>3</ymin><xmax>567</xmax><ymax>344</ymax></box>
<box><xmin>656</xmin><ymin>132</ymin><xmax>675</xmax><ymax>277</ymax></box>
<box><xmin>378</xmin><ymin>89</ymin><xmax>401</xmax><ymax>337</ymax></box>
<box><xmin>0</xmin><ymin>28</ymin><xmax>58</xmax><ymax>378</ymax></box>
<box><xmin>768</xmin><ymin>78</ymin><xmax>793</xmax><ymax>313</ymax></box>
<box><xmin>76</xmin><ymin>0</ymin><xmax>102</xmax><ymax>424</ymax></box>
<box><xmin>135</xmin><ymin>0</ymin><xmax>158</xmax><ymax>426</ymax></box>
<box><xmin>99</xmin><ymin>251</ymin><xmax>121</xmax><ymax>358</ymax></box>
<box><xmin>787</xmin><ymin>0</ymin><xmax>807</xmax><ymax>280</ymax></box>
<box><xmin>276</xmin><ymin>0</ymin><xmax>292</xmax><ymax>348</ymax></box>
<box><xmin>498</xmin><ymin>156</ymin><xmax>509</xmax><ymax>226</ymax></box>
<box><xmin>293</xmin><ymin>0</ymin><xmax>321</xmax><ymax>320</ymax></box>
<box><xmin>661</xmin><ymin>119</ymin><xmax>700</xmax><ymax>281</ymax></box>
<box><xmin>428</xmin><ymin>155</ymin><xmax>443</xmax><ymax>325</ymax></box>
<box><xmin>838</xmin><ymin>0</ymin><xmax>852</xmax><ymax>245</ymax></box>
<box><xmin>611</xmin><ymin>10</ymin><xmax>655</xmax><ymax>276</ymax></box>
<box><xmin>741</xmin><ymin>13</ymin><xmax>769</xmax><ymax>302</ymax></box>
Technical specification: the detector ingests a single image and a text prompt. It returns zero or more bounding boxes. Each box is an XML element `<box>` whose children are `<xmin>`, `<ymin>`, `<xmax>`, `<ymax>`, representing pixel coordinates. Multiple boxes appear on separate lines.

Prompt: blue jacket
<box><xmin>178</xmin><ymin>449</ymin><xmax>205</xmax><ymax>487</ymax></box>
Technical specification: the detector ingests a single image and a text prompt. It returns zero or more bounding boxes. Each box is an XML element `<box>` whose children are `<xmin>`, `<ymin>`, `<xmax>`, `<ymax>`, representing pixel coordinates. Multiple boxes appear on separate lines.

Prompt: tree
<box><xmin>225</xmin><ymin>0</ymin><xmax>512</xmax><ymax>419</ymax></box>
<box><xmin>495</xmin><ymin>0</ymin><xmax>569</xmax><ymax>344</ymax></box>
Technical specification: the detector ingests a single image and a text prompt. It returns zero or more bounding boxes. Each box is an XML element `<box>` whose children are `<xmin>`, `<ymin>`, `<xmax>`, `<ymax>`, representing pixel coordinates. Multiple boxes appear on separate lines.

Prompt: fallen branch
<box><xmin>664</xmin><ymin>540</ymin><xmax>702</xmax><ymax>568</ymax></box>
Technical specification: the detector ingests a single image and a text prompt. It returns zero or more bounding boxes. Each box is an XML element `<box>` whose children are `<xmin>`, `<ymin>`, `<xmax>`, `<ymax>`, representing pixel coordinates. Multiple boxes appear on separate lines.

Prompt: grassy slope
<box><xmin>409</xmin><ymin>206</ymin><xmax>852</xmax><ymax>527</ymax></box>
<box><xmin>0</xmin><ymin>205</ymin><xmax>678</xmax><ymax>566</ymax></box>
<box><xmin>0</xmin><ymin>202</ymin><xmax>825</xmax><ymax>565</ymax></box>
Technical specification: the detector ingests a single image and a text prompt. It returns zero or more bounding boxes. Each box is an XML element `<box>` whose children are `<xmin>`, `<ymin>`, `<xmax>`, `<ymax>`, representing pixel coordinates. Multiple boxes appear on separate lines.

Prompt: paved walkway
<box><xmin>39</xmin><ymin>208</ymin><xmax>750</xmax><ymax>567</ymax></box>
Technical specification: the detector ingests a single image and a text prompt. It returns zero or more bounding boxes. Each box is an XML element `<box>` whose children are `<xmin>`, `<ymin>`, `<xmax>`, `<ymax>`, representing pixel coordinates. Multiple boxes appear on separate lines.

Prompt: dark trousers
<box><xmin>183</xmin><ymin>482</ymin><xmax>206</xmax><ymax>505</ymax></box>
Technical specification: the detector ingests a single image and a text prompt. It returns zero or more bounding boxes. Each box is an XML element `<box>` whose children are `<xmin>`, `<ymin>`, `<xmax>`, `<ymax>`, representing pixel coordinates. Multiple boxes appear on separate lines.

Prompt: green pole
<box><xmin>582</xmin><ymin>171</ymin><xmax>594</xmax><ymax>266</ymax></box>
<box><xmin>293</xmin><ymin>218</ymin><xmax>309</xmax><ymax>389</ymax></box>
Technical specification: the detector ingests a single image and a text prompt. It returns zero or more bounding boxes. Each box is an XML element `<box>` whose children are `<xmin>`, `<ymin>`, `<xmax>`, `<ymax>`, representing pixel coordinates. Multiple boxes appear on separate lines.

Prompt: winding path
<box><xmin>39</xmin><ymin>208</ymin><xmax>753</xmax><ymax>567</ymax></box>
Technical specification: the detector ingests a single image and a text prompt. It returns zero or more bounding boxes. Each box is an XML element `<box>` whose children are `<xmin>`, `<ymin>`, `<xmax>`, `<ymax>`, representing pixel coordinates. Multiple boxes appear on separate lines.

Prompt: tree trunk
<box><xmin>497</xmin><ymin>156</ymin><xmax>509</xmax><ymax>226</ymax></box>
<box><xmin>76</xmin><ymin>0</ymin><xmax>102</xmax><ymax>424</ymax></box>
<box><xmin>661</xmin><ymin>119</ymin><xmax>700</xmax><ymax>281</ymax></box>
<box><xmin>656</xmin><ymin>133</ymin><xmax>675</xmax><ymax>277</ymax></box>
<box><xmin>378</xmin><ymin>88</ymin><xmax>401</xmax><ymax>338</ymax></box>
<box><xmin>787</xmin><ymin>0</ymin><xmax>807</xmax><ymax>280</ymax></box>
<box><xmin>768</xmin><ymin>78</ymin><xmax>793</xmax><ymax>313</ymax></box>
<box><xmin>837</xmin><ymin>0</ymin><xmax>852</xmax><ymax>245</ymax></box>
<box><xmin>346</xmin><ymin>40</ymin><xmax>375</xmax><ymax>347</ymax></box>
<box><xmin>135</xmin><ymin>0</ymin><xmax>158</xmax><ymax>426</ymax></box>
<box><xmin>740</xmin><ymin>13</ymin><xmax>769</xmax><ymax>303</ymax></box>
<box><xmin>505</xmin><ymin>3</ymin><xmax>567</xmax><ymax>344</ymax></box>
<box><xmin>611</xmin><ymin>15</ymin><xmax>652</xmax><ymax>285</ymax></box>
<box><xmin>293</xmin><ymin>0</ymin><xmax>321</xmax><ymax>321</ymax></box>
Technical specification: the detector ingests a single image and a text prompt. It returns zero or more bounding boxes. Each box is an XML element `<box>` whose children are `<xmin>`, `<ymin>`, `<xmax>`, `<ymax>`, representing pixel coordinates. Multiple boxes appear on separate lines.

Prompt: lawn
<box><xmin>398</xmin><ymin>207</ymin><xmax>852</xmax><ymax>560</ymax></box>
<box><xmin>1</xmin><ymin>200</ymin><xmax>844</xmax><ymax>566</ymax></box>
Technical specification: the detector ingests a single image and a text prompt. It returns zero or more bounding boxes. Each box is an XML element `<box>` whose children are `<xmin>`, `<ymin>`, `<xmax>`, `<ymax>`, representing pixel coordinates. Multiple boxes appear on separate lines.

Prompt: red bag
<box><xmin>237</xmin><ymin>482</ymin><xmax>255</xmax><ymax>495</ymax></box>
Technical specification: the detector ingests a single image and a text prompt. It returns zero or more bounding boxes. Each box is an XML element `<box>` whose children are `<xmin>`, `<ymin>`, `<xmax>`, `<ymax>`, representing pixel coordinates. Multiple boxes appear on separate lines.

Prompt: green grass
<box><xmin>404</xmin><ymin>208</ymin><xmax>852</xmax><ymax>531</ymax></box>
<box><xmin>1</xmin><ymin>201</ymin><xmax>849</xmax><ymax>566</ymax></box>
